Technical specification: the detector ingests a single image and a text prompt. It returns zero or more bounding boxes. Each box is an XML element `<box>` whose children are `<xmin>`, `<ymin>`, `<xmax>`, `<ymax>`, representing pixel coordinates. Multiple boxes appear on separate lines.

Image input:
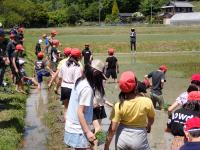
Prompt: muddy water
<box><xmin>23</xmin><ymin>85</ymin><xmax>48</xmax><ymax>150</ymax></box>
<box><xmin>98</xmin><ymin>54</ymin><xmax>189</xmax><ymax>150</ymax></box>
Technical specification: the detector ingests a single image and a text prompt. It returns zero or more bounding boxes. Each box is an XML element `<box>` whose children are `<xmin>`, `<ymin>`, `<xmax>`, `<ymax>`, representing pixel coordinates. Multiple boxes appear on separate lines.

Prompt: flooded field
<box><xmin>23</xmin><ymin>52</ymin><xmax>198</xmax><ymax>150</ymax></box>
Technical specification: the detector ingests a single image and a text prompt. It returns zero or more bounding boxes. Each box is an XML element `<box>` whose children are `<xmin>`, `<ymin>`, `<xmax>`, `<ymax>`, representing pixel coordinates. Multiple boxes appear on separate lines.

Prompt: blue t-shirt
<box><xmin>180</xmin><ymin>142</ymin><xmax>200</xmax><ymax>150</ymax></box>
<box><xmin>65</xmin><ymin>79</ymin><xmax>94</xmax><ymax>133</ymax></box>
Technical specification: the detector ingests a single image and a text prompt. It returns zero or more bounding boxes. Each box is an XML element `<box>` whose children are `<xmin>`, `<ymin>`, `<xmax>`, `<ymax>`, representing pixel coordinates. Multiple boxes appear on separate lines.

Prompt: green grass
<box><xmin>0</xmin><ymin>92</ymin><xmax>27</xmax><ymax>150</ymax></box>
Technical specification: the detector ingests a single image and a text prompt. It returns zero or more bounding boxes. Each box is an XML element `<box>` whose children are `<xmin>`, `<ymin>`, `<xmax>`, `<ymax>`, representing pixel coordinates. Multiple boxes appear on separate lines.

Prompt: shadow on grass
<box><xmin>0</xmin><ymin>117</ymin><xmax>24</xmax><ymax>133</ymax></box>
<box><xmin>0</xmin><ymin>99</ymin><xmax>22</xmax><ymax>112</ymax></box>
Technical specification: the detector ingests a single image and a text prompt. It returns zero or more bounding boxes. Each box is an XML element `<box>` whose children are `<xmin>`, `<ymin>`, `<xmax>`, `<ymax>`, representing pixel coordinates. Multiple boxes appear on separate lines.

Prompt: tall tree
<box><xmin>112</xmin><ymin>0</ymin><xmax>119</xmax><ymax>16</ymax></box>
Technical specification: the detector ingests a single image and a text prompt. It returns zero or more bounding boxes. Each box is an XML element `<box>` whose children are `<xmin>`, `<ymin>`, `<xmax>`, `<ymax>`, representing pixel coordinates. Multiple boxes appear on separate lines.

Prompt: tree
<box><xmin>112</xmin><ymin>0</ymin><xmax>119</xmax><ymax>17</ymax></box>
<box><xmin>66</xmin><ymin>5</ymin><xmax>81</xmax><ymax>25</ymax></box>
<box><xmin>83</xmin><ymin>2</ymin><xmax>99</xmax><ymax>21</ymax></box>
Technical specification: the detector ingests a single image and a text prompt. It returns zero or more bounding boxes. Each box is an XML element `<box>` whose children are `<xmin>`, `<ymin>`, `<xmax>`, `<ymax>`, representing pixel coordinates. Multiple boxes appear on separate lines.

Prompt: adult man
<box><xmin>0</xmin><ymin>29</ymin><xmax>10</xmax><ymax>86</ymax></box>
<box><xmin>82</xmin><ymin>43</ymin><xmax>93</xmax><ymax>65</ymax></box>
<box><xmin>144</xmin><ymin>64</ymin><xmax>167</xmax><ymax>110</ymax></box>
<box><xmin>130</xmin><ymin>28</ymin><xmax>136</xmax><ymax>52</ymax></box>
<box><xmin>180</xmin><ymin>117</ymin><xmax>200</xmax><ymax>150</ymax></box>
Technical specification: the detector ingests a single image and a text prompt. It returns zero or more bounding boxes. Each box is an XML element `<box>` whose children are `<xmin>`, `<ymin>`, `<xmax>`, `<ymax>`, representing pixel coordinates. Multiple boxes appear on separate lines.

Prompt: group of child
<box><xmin>3</xmin><ymin>27</ymin><xmax>200</xmax><ymax>150</ymax></box>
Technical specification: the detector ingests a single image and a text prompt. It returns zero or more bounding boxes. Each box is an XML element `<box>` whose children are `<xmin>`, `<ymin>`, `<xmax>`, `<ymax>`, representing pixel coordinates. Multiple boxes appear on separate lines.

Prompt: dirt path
<box><xmin>23</xmin><ymin>85</ymin><xmax>48</xmax><ymax>150</ymax></box>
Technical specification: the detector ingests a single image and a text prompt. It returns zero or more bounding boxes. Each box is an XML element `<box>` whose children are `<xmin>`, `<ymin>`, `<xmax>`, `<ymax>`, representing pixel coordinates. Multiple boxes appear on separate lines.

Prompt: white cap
<box><xmin>91</xmin><ymin>59</ymin><xmax>104</xmax><ymax>72</ymax></box>
<box><xmin>38</xmin><ymin>39</ymin><xmax>42</xmax><ymax>44</ymax></box>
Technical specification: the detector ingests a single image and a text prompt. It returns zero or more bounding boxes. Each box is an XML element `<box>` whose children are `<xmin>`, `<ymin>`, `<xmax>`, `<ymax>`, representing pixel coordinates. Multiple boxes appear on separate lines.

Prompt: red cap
<box><xmin>108</xmin><ymin>48</ymin><xmax>114</xmax><ymax>55</ymax></box>
<box><xmin>159</xmin><ymin>64</ymin><xmax>167</xmax><ymax>72</ymax></box>
<box><xmin>64</xmin><ymin>47</ymin><xmax>71</xmax><ymax>56</ymax></box>
<box><xmin>37</xmin><ymin>52</ymin><xmax>44</xmax><ymax>59</ymax></box>
<box><xmin>119</xmin><ymin>71</ymin><xmax>137</xmax><ymax>93</ymax></box>
<box><xmin>184</xmin><ymin>117</ymin><xmax>200</xmax><ymax>131</ymax></box>
<box><xmin>71</xmin><ymin>48</ymin><xmax>81</xmax><ymax>58</ymax></box>
<box><xmin>188</xmin><ymin>91</ymin><xmax>200</xmax><ymax>101</ymax></box>
<box><xmin>16</xmin><ymin>44</ymin><xmax>24</xmax><ymax>51</ymax></box>
<box><xmin>143</xmin><ymin>79</ymin><xmax>150</xmax><ymax>88</ymax></box>
<box><xmin>51</xmin><ymin>30</ymin><xmax>57</xmax><ymax>35</ymax></box>
<box><xmin>191</xmin><ymin>74</ymin><xmax>200</xmax><ymax>82</ymax></box>
<box><xmin>10</xmin><ymin>34</ymin><xmax>15</xmax><ymax>38</ymax></box>
<box><xmin>52</xmin><ymin>39</ymin><xmax>59</xmax><ymax>46</ymax></box>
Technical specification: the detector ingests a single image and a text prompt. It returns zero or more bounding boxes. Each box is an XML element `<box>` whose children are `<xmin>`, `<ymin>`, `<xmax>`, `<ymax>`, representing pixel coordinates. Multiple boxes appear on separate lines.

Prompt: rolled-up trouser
<box><xmin>150</xmin><ymin>92</ymin><xmax>164</xmax><ymax>109</ymax></box>
<box><xmin>115</xmin><ymin>124</ymin><xmax>150</xmax><ymax>150</ymax></box>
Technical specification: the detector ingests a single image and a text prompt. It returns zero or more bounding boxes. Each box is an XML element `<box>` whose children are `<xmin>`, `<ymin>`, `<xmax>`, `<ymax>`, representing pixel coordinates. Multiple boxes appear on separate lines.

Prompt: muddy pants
<box><xmin>150</xmin><ymin>93</ymin><xmax>164</xmax><ymax>109</ymax></box>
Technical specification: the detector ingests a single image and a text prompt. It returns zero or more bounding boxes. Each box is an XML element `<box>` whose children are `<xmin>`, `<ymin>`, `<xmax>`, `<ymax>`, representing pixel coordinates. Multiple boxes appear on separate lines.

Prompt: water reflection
<box><xmin>23</xmin><ymin>84</ymin><xmax>48</xmax><ymax>150</ymax></box>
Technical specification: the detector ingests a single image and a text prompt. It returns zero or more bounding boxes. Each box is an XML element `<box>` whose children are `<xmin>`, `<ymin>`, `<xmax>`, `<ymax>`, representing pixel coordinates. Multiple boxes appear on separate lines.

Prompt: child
<box><xmin>10</xmin><ymin>44</ymin><xmax>25</xmax><ymax>93</ymax></box>
<box><xmin>50</xmin><ymin>39</ymin><xmax>59</xmax><ymax>72</ymax></box>
<box><xmin>34</xmin><ymin>52</ymin><xmax>52</xmax><ymax>90</ymax></box>
<box><xmin>35</xmin><ymin>39</ymin><xmax>42</xmax><ymax>56</ymax></box>
<box><xmin>105</xmin><ymin>48</ymin><xmax>119</xmax><ymax>83</ymax></box>
<box><xmin>19</xmin><ymin>59</ymin><xmax>38</xmax><ymax>87</ymax></box>
<box><xmin>48</xmin><ymin>47</ymin><xmax>72</xmax><ymax>94</ymax></box>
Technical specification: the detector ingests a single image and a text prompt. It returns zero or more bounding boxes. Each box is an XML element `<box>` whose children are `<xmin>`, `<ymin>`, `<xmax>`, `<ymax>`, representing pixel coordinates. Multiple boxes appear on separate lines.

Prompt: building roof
<box><xmin>119</xmin><ymin>13</ymin><xmax>133</xmax><ymax>17</ymax></box>
<box><xmin>162</xmin><ymin>1</ymin><xmax>194</xmax><ymax>8</ymax></box>
<box><xmin>171</xmin><ymin>12</ymin><xmax>200</xmax><ymax>21</ymax></box>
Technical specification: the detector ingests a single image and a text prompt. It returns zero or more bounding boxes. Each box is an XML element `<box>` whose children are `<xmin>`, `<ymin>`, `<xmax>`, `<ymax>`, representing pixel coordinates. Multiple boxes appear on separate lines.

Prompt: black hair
<box><xmin>66</xmin><ymin>56</ymin><xmax>80</xmax><ymax>67</ymax></box>
<box><xmin>189</xmin><ymin>129</ymin><xmax>200</xmax><ymax>138</ymax></box>
<box><xmin>75</xmin><ymin>64</ymin><xmax>105</xmax><ymax>98</ymax></box>
<box><xmin>183</xmin><ymin>101</ymin><xmax>200</xmax><ymax>117</ymax></box>
<box><xmin>37</xmin><ymin>57</ymin><xmax>43</xmax><ymax>60</ymax></box>
<box><xmin>118</xmin><ymin>77</ymin><xmax>138</xmax><ymax>109</ymax></box>
<box><xmin>191</xmin><ymin>80</ymin><xmax>200</xmax><ymax>87</ymax></box>
<box><xmin>187</xmin><ymin>84</ymin><xmax>199</xmax><ymax>93</ymax></box>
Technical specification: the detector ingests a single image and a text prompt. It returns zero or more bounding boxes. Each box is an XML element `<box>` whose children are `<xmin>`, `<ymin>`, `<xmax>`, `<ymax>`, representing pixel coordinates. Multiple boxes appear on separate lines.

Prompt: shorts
<box><xmin>106</xmin><ymin>69</ymin><xmax>117</xmax><ymax>79</ymax></box>
<box><xmin>115</xmin><ymin>124</ymin><xmax>150</xmax><ymax>150</ymax></box>
<box><xmin>93</xmin><ymin>106</ymin><xmax>107</xmax><ymax>120</ymax></box>
<box><xmin>64</xmin><ymin>131</ymin><xmax>91</xmax><ymax>149</ymax></box>
<box><xmin>61</xmin><ymin>87</ymin><xmax>72</xmax><ymax>101</ymax></box>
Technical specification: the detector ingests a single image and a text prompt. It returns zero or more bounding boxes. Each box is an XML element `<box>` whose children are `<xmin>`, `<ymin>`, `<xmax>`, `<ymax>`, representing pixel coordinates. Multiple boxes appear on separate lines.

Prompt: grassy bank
<box><xmin>0</xmin><ymin>88</ymin><xmax>27</xmax><ymax>150</ymax></box>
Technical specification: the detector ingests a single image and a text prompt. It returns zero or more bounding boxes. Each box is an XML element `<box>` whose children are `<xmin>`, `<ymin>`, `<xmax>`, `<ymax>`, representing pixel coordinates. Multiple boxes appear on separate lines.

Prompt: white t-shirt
<box><xmin>58</xmin><ymin>62</ymin><xmax>82</xmax><ymax>89</ymax></box>
<box><xmin>65</xmin><ymin>79</ymin><xmax>94</xmax><ymax>133</ymax></box>
<box><xmin>176</xmin><ymin>92</ymin><xmax>188</xmax><ymax>105</ymax></box>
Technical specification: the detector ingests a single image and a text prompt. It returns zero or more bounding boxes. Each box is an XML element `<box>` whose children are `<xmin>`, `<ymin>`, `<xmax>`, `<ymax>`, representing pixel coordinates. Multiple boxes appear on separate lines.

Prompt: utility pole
<box><xmin>99</xmin><ymin>0</ymin><xmax>102</xmax><ymax>26</ymax></box>
<box><xmin>150</xmin><ymin>0</ymin><xmax>153</xmax><ymax>24</ymax></box>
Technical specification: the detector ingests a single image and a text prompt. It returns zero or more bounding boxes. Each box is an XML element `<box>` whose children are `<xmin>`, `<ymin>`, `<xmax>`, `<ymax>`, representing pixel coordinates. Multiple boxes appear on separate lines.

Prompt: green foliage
<box><xmin>140</xmin><ymin>0</ymin><xmax>166</xmax><ymax>16</ymax></box>
<box><xmin>95</xmin><ymin>130</ymin><xmax>107</xmax><ymax>144</ymax></box>
<box><xmin>105</xmin><ymin>14</ymin><xmax>120</xmax><ymax>24</ymax></box>
<box><xmin>66</xmin><ymin>5</ymin><xmax>81</xmax><ymax>25</ymax></box>
<box><xmin>1</xmin><ymin>0</ymin><xmax>200</xmax><ymax>27</ymax></box>
<box><xmin>112</xmin><ymin>0</ymin><xmax>119</xmax><ymax>17</ymax></box>
<box><xmin>48</xmin><ymin>9</ymin><xmax>67</xmax><ymax>26</ymax></box>
<box><xmin>83</xmin><ymin>2</ymin><xmax>99</xmax><ymax>21</ymax></box>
